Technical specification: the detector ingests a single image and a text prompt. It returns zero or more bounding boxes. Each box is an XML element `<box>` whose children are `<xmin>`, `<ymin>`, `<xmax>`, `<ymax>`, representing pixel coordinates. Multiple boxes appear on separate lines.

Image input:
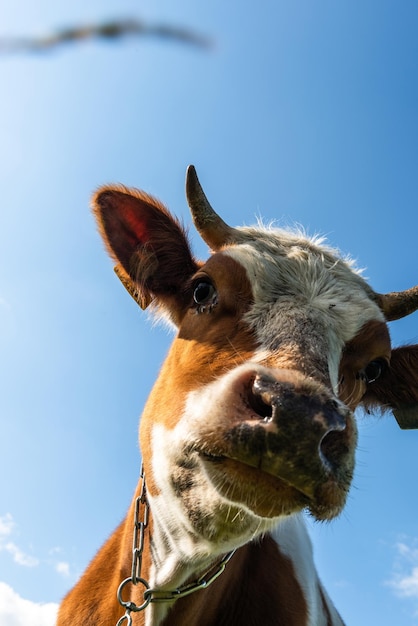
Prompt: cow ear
<box><xmin>362</xmin><ymin>345</ymin><xmax>418</xmax><ymax>429</ymax></box>
<box><xmin>92</xmin><ymin>185</ymin><xmax>198</xmax><ymax>322</ymax></box>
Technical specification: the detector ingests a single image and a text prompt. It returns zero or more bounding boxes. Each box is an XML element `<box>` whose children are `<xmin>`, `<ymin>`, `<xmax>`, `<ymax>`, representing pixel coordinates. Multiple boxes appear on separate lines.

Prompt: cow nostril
<box><xmin>319</xmin><ymin>430</ymin><xmax>347</xmax><ymax>473</ymax></box>
<box><xmin>247</xmin><ymin>378</ymin><xmax>274</xmax><ymax>421</ymax></box>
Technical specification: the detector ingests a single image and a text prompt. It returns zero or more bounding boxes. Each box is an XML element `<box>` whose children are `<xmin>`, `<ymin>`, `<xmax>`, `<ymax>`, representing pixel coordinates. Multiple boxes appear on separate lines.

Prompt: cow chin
<box><xmin>200</xmin><ymin>453</ymin><xmax>350</xmax><ymax>521</ymax></box>
<box><xmin>308</xmin><ymin>479</ymin><xmax>351</xmax><ymax>521</ymax></box>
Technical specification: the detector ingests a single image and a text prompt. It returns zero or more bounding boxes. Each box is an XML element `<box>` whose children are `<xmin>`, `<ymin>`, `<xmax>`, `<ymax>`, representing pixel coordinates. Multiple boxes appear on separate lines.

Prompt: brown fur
<box><xmin>363</xmin><ymin>344</ymin><xmax>418</xmax><ymax>410</ymax></box>
<box><xmin>339</xmin><ymin>320</ymin><xmax>391</xmax><ymax>409</ymax></box>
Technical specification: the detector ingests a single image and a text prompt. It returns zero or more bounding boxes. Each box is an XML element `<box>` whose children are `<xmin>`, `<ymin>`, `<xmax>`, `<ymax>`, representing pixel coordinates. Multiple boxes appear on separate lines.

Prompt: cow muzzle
<box><xmin>200</xmin><ymin>366</ymin><xmax>356</xmax><ymax>520</ymax></box>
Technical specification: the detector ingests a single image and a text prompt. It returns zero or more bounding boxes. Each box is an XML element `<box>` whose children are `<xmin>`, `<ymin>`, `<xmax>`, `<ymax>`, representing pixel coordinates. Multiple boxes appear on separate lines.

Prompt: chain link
<box><xmin>131</xmin><ymin>466</ymin><xmax>149</xmax><ymax>584</ymax></box>
<box><xmin>115</xmin><ymin>464</ymin><xmax>235</xmax><ymax>625</ymax></box>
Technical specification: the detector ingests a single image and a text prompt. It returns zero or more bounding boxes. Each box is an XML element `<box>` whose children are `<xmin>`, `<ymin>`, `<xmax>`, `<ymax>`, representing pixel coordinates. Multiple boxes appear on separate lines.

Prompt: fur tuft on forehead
<box><xmin>229</xmin><ymin>222</ymin><xmax>360</xmax><ymax>273</ymax></box>
<box><xmin>224</xmin><ymin>222</ymin><xmax>374</xmax><ymax>303</ymax></box>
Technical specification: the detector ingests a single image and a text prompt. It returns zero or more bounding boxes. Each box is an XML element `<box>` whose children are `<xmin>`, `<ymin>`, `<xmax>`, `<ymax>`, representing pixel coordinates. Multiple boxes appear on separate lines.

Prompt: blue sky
<box><xmin>0</xmin><ymin>1</ymin><xmax>417</xmax><ymax>624</ymax></box>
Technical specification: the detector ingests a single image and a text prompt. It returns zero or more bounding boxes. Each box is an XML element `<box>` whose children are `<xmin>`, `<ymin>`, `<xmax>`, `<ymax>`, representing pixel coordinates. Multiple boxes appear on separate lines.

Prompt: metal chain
<box><xmin>143</xmin><ymin>550</ymin><xmax>236</xmax><ymax>603</ymax></box>
<box><xmin>116</xmin><ymin>464</ymin><xmax>236</xmax><ymax>625</ymax></box>
<box><xmin>116</xmin><ymin>465</ymin><xmax>150</xmax><ymax>626</ymax></box>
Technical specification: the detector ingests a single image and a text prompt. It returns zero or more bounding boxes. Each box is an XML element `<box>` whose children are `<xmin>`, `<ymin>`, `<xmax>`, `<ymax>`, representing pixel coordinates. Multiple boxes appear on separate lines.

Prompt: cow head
<box><xmin>92</xmin><ymin>167</ymin><xmax>418</xmax><ymax>555</ymax></box>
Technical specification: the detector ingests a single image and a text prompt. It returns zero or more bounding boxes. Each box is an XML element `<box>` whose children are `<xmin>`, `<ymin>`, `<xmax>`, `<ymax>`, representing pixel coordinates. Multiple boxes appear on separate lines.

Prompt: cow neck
<box><xmin>116</xmin><ymin>468</ymin><xmax>236</xmax><ymax>626</ymax></box>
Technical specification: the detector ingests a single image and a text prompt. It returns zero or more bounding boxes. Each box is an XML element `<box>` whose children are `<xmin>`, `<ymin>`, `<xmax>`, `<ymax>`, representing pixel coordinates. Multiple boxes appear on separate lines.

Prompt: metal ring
<box><xmin>116</xmin><ymin>613</ymin><xmax>132</xmax><ymax>626</ymax></box>
<box><xmin>117</xmin><ymin>576</ymin><xmax>152</xmax><ymax>612</ymax></box>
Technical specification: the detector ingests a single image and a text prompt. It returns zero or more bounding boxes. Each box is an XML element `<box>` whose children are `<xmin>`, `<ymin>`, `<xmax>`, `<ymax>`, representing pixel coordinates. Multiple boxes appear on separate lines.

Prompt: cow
<box><xmin>57</xmin><ymin>166</ymin><xmax>418</xmax><ymax>626</ymax></box>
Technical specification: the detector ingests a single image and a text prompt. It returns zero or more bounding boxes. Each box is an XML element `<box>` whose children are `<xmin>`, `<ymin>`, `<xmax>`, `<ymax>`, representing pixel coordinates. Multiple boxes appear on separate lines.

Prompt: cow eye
<box><xmin>193</xmin><ymin>281</ymin><xmax>217</xmax><ymax>308</ymax></box>
<box><xmin>364</xmin><ymin>359</ymin><xmax>385</xmax><ymax>384</ymax></box>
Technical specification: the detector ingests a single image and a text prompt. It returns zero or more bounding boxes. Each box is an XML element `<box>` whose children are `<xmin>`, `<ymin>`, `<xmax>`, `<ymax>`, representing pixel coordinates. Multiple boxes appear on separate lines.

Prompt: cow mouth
<box><xmin>201</xmin><ymin>450</ymin><xmax>226</xmax><ymax>463</ymax></box>
<box><xmin>199</xmin><ymin>451</ymin><xmax>310</xmax><ymax>517</ymax></box>
<box><xmin>199</xmin><ymin>447</ymin><xmax>348</xmax><ymax>521</ymax></box>
<box><xmin>200</xmin><ymin>449</ymin><xmax>313</xmax><ymax>497</ymax></box>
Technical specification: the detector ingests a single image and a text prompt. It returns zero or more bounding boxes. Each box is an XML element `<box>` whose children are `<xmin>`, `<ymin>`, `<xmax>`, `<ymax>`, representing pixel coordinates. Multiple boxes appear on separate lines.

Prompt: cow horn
<box><xmin>186</xmin><ymin>165</ymin><xmax>238</xmax><ymax>249</ymax></box>
<box><xmin>376</xmin><ymin>285</ymin><xmax>418</xmax><ymax>321</ymax></box>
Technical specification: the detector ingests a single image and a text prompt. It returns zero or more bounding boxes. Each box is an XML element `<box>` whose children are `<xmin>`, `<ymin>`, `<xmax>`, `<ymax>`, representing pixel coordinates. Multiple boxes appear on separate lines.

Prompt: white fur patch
<box><xmin>272</xmin><ymin>515</ymin><xmax>344</xmax><ymax>625</ymax></box>
<box><xmin>223</xmin><ymin>226</ymin><xmax>384</xmax><ymax>390</ymax></box>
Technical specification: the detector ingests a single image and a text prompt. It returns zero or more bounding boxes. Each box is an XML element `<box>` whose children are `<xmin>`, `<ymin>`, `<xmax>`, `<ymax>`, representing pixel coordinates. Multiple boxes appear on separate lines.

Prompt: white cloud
<box><xmin>3</xmin><ymin>542</ymin><xmax>39</xmax><ymax>568</ymax></box>
<box><xmin>0</xmin><ymin>514</ymin><xmax>39</xmax><ymax>568</ymax></box>
<box><xmin>0</xmin><ymin>514</ymin><xmax>14</xmax><ymax>538</ymax></box>
<box><xmin>389</xmin><ymin>540</ymin><xmax>418</xmax><ymax>599</ymax></box>
<box><xmin>0</xmin><ymin>513</ymin><xmax>75</xmax><ymax>587</ymax></box>
<box><xmin>0</xmin><ymin>582</ymin><xmax>58</xmax><ymax>626</ymax></box>
<box><xmin>55</xmin><ymin>562</ymin><xmax>70</xmax><ymax>577</ymax></box>
<box><xmin>393</xmin><ymin>567</ymin><xmax>418</xmax><ymax>599</ymax></box>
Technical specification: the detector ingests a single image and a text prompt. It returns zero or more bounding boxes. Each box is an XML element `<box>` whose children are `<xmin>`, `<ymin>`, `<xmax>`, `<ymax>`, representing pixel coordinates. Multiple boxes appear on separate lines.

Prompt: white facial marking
<box><xmin>149</xmin><ymin>369</ymin><xmax>281</xmax><ymax>556</ymax></box>
<box><xmin>148</xmin><ymin>398</ymin><xmax>281</xmax><ymax>594</ymax></box>
<box><xmin>223</xmin><ymin>226</ymin><xmax>384</xmax><ymax>390</ymax></box>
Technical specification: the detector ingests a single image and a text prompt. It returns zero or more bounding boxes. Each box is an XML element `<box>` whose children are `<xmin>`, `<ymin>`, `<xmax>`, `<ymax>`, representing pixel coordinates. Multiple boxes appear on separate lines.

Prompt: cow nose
<box><xmin>247</xmin><ymin>374</ymin><xmax>347</xmax><ymax>473</ymax></box>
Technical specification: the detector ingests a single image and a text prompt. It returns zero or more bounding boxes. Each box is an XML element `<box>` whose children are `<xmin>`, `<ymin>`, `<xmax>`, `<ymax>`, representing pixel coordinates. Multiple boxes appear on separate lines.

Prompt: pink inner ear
<box><xmin>93</xmin><ymin>188</ymin><xmax>160</xmax><ymax>275</ymax></box>
<box><xmin>115</xmin><ymin>194</ymin><xmax>151</xmax><ymax>242</ymax></box>
<box><xmin>92</xmin><ymin>185</ymin><xmax>198</xmax><ymax>306</ymax></box>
